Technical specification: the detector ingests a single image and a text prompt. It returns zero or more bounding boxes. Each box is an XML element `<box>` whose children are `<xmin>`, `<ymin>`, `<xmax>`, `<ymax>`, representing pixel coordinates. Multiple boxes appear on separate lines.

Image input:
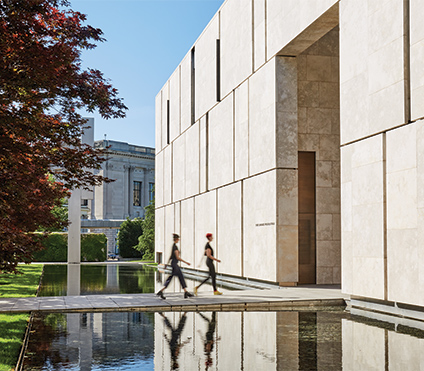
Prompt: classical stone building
<box><xmin>155</xmin><ymin>0</ymin><xmax>424</xmax><ymax>320</ymax></box>
<box><xmin>89</xmin><ymin>140</ymin><xmax>155</xmax><ymax>253</ymax></box>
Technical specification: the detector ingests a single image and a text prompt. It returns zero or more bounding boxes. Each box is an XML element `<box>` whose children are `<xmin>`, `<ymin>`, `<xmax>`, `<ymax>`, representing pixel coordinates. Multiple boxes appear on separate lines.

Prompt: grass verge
<box><xmin>0</xmin><ymin>264</ymin><xmax>43</xmax><ymax>371</ymax></box>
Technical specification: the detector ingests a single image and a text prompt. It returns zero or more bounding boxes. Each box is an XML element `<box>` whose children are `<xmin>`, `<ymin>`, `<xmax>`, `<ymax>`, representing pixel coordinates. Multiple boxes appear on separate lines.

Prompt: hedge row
<box><xmin>33</xmin><ymin>233</ymin><xmax>107</xmax><ymax>262</ymax></box>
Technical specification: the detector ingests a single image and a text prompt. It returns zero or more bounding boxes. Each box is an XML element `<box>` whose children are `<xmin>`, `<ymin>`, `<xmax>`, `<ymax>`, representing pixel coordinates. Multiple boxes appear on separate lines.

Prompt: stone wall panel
<box><xmin>218</xmin><ymin>182</ymin><xmax>242</xmax><ymax>277</ymax></box>
<box><xmin>208</xmin><ymin>94</ymin><xmax>234</xmax><ymax>190</ymax></box>
<box><xmin>220</xmin><ymin>0</ymin><xmax>253</xmax><ymax>98</ymax></box>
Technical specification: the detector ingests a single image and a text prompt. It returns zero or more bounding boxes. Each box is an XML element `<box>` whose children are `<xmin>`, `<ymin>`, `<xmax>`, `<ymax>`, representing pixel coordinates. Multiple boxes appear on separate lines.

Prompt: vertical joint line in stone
<box><xmin>247</xmin><ymin>79</ymin><xmax>250</xmax><ymax>177</ymax></box>
<box><xmin>251</xmin><ymin>0</ymin><xmax>255</xmax><ymax>73</ymax></box>
<box><xmin>193</xmin><ymin>197</ymin><xmax>196</xmax><ymax>268</ymax></box>
<box><xmin>404</xmin><ymin>0</ymin><xmax>411</xmax><ymax>123</ymax></box>
<box><xmin>191</xmin><ymin>47</ymin><xmax>196</xmax><ymax>125</ymax></box>
<box><xmin>241</xmin><ymin>179</ymin><xmax>244</xmax><ymax>278</ymax></box>
<box><xmin>178</xmin><ymin>201</ymin><xmax>182</xmax><ymax>246</ymax></box>
<box><xmin>384</xmin><ymin>329</ymin><xmax>389</xmax><ymax>371</ymax></box>
<box><xmin>241</xmin><ymin>312</ymin><xmax>245</xmax><ymax>368</ymax></box>
<box><xmin>199</xmin><ymin>117</ymin><xmax>201</xmax><ymax>194</ymax></box>
<box><xmin>233</xmin><ymin>91</ymin><xmax>236</xmax><ymax>182</ymax></box>
<box><xmin>179</xmin><ymin>65</ymin><xmax>182</xmax><ymax>134</ymax></box>
<box><xmin>216</xmin><ymin>39</ymin><xmax>221</xmax><ymax>102</ymax></box>
<box><xmin>171</xmin><ymin>142</ymin><xmax>173</xmax><ymax>204</ymax></box>
<box><xmin>274</xmin><ymin>58</ymin><xmax>278</xmax><ymax>168</ymax></box>
<box><xmin>206</xmin><ymin>112</ymin><xmax>209</xmax><ymax>191</ymax></box>
<box><xmin>166</xmin><ymin>99</ymin><xmax>170</xmax><ymax>145</ymax></box>
<box><xmin>216</xmin><ymin>189</ymin><xmax>219</xmax><ymax>272</ymax></box>
<box><xmin>383</xmin><ymin>132</ymin><xmax>388</xmax><ymax>301</ymax></box>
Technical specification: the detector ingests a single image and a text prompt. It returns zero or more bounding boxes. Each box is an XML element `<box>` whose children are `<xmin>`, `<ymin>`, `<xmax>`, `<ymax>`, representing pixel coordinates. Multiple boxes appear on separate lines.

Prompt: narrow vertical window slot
<box><xmin>206</xmin><ymin>112</ymin><xmax>209</xmax><ymax>190</ymax></box>
<box><xmin>216</xmin><ymin>39</ymin><xmax>221</xmax><ymax>102</ymax></box>
<box><xmin>191</xmin><ymin>47</ymin><xmax>196</xmax><ymax>125</ymax></box>
<box><xmin>166</xmin><ymin>99</ymin><xmax>170</xmax><ymax>144</ymax></box>
<box><xmin>403</xmin><ymin>0</ymin><xmax>411</xmax><ymax>123</ymax></box>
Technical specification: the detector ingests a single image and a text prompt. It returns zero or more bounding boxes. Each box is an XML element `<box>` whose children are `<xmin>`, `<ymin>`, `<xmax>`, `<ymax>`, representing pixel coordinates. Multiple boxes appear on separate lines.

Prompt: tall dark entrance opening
<box><xmin>298</xmin><ymin>151</ymin><xmax>316</xmax><ymax>284</ymax></box>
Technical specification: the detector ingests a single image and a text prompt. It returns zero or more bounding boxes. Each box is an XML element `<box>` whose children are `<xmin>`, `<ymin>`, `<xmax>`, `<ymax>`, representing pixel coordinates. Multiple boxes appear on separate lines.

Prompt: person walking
<box><xmin>157</xmin><ymin>233</ymin><xmax>194</xmax><ymax>299</ymax></box>
<box><xmin>194</xmin><ymin>233</ymin><xmax>222</xmax><ymax>295</ymax></box>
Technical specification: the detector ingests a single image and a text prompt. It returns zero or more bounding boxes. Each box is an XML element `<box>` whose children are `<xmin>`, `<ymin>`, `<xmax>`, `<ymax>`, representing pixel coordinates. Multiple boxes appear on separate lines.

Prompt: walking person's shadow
<box><xmin>159</xmin><ymin>312</ymin><xmax>191</xmax><ymax>370</ymax></box>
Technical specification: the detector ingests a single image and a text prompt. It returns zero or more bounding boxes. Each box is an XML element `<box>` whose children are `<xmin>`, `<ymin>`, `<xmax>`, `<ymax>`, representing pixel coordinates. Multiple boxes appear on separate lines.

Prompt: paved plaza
<box><xmin>0</xmin><ymin>285</ymin><xmax>346</xmax><ymax>313</ymax></box>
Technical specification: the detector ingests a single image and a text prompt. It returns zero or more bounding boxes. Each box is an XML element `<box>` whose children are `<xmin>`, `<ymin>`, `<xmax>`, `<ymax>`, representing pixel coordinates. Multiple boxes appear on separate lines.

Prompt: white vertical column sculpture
<box><xmin>67</xmin><ymin>118</ymin><xmax>94</xmax><ymax>265</ymax></box>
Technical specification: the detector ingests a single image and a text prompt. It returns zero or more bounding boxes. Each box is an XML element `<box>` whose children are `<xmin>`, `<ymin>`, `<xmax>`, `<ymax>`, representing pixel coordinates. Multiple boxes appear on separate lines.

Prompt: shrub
<box><xmin>135</xmin><ymin>198</ymin><xmax>155</xmax><ymax>261</ymax></box>
<box><xmin>33</xmin><ymin>233</ymin><xmax>107</xmax><ymax>262</ymax></box>
<box><xmin>81</xmin><ymin>234</ymin><xmax>107</xmax><ymax>262</ymax></box>
<box><xmin>117</xmin><ymin>218</ymin><xmax>143</xmax><ymax>258</ymax></box>
<box><xmin>33</xmin><ymin>233</ymin><xmax>67</xmax><ymax>262</ymax></box>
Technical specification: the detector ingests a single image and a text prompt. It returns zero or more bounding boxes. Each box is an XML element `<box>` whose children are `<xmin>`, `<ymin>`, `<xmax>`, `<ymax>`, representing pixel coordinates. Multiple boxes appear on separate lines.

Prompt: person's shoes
<box><xmin>214</xmin><ymin>290</ymin><xmax>223</xmax><ymax>295</ymax></box>
<box><xmin>194</xmin><ymin>286</ymin><xmax>198</xmax><ymax>296</ymax></box>
<box><xmin>156</xmin><ymin>291</ymin><xmax>166</xmax><ymax>300</ymax></box>
<box><xmin>184</xmin><ymin>291</ymin><xmax>194</xmax><ymax>298</ymax></box>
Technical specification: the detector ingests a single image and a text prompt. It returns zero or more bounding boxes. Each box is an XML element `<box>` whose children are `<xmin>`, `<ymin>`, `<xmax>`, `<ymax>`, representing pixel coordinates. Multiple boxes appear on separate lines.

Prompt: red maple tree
<box><xmin>0</xmin><ymin>0</ymin><xmax>127</xmax><ymax>273</ymax></box>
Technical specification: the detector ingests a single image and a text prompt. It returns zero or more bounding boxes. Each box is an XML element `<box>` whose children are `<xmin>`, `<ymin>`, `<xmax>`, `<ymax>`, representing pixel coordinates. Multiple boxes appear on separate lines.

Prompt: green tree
<box><xmin>135</xmin><ymin>198</ymin><xmax>155</xmax><ymax>261</ymax></box>
<box><xmin>0</xmin><ymin>0</ymin><xmax>127</xmax><ymax>273</ymax></box>
<box><xmin>36</xmin><ymin>174</ymin><xmax>68</xmax><ymax>233</ymax></box>
<box><xmin>81</xmin><ymin>234</ymin><xmax>106</xmax><ymax>262</ymax></box>
<box><xmin>118</xmin><ymin>218</ymin><xmax>143</xmax><ymax>258</ymax></box>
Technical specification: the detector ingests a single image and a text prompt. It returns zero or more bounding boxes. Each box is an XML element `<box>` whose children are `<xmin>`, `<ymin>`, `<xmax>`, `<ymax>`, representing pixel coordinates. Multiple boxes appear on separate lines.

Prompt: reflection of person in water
<box><xmin>197</xmin><ymin>312</ymin><xmax>219</xmax><ymax>369</ymax></box>
<box><xmin>159</xmin><ymin>312</ymin><xmax>191</xmax><ymax>370</ymax></box>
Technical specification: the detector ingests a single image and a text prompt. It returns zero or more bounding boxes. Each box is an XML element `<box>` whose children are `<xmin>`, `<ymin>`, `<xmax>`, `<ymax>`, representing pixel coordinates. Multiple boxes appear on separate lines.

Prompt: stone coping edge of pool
<box><xmin>0</xmin><ymin>297</ymin><xmax>346</xmax><ymax>314</ymax></box>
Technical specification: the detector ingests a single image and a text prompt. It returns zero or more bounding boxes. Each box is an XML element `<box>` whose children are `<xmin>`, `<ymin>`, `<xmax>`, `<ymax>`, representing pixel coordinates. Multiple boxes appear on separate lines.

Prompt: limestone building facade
<box><xmin>155</xmin><ymin>0</ymin><xmax>424</xmax><ymax>319</ymax></box>
<box><xmin>89</xmin><ymin>140</ymin><xmax>155</xmax><ymax>253</ymax></box>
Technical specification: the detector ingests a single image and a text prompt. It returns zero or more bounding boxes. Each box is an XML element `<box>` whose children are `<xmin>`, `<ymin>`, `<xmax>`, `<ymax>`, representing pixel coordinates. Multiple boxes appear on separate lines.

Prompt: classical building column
<box><xmin>143</xmin><ymin>168</ymin><xmax>149</xmax><ymax>211</ymax></box>
<box><xmin>128</xmin><ymin>165</ymin><xmax>134</xmax><ymax>218</ymax></box>
<box><xmin>123</xmin><ymin>164</ymin><xmax>130</xmax><ymax>218</ymax></box>
<box><xmin>104</xmin><ymin>161</ymin><xmax>113</xmax><ymax>219</ymax></box>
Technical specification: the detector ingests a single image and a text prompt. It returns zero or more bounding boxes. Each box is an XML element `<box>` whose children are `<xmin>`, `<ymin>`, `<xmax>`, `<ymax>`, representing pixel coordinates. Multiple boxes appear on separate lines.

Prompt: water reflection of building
<box><xmin>342</xmin><ymin>314</ymin><xmax>424</xmax><ymax>370</ymax></box>
<box><xmin>25</xmin><ymin>309</ymin><xmax>424</xmax><ymax>369</ymax></box>
<box><xmin>65</xmin><ymin>312</ymin><xmax>154</xmax><ymax>370</ymax></box>
<box><xmin>154</xmin><ymin>311</ymin><xmax>344</xmax><ymax>370</ymax></box>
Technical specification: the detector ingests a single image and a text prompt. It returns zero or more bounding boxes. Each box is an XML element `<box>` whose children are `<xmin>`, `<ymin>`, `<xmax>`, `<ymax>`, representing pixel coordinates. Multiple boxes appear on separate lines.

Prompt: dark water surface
<box><xmin>29</xmin><ymin>265</ymin><xmax>424</xmax><ymax>369</ymax></box>
<box><xmin>22</xmin><ymin>309</ymin><xmax>424</xmax><ymax>370</ymax></box>
<box><xmin>38</xmin><ymin>264</ymin><xmax>156</xmax><ymax>297</ymax></box>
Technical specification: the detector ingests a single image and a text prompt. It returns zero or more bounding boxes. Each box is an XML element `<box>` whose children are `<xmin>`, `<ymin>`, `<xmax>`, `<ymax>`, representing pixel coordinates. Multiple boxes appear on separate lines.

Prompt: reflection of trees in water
<box><xmin>80</xmin><ymin>265</ymin><xmax>107</xmax><ymax>293</ymax></box>
<box><xmin>23</xmin><ymin>313</ymin><xmax>70</xmax><ymax>369</ymax></box>
<box><xmin>23</xmin><ymin>311</ymin><xmax>155</xmax><ymax>370</ymax></box>
<box><xmin>39</xmin><ymin>264</ymin><xmax>157</xmax><ymax>296</ymax></box>
<box><xmin>38</xmin><ymin>265</ymin><xmax>67</xmax><ymax>297</ymax></box>
<box><xmin>118</xmin><ymin>265</ymin><xmax>155</xmax><ymax>294</ymax></box>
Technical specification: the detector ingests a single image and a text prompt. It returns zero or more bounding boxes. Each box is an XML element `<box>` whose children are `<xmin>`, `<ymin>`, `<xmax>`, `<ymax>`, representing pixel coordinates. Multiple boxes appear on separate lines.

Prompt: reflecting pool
<box><xmin>21</xmin><ymin>309</ymin><xmax>424</xmax><ymax>370</ymax></box>
<box><xmin>38</xmin><ymin>264</ymin><xmax>231</xmax><ymax>297</ymax></box>
<box><xmin>38</xmin><ymin>264</ymin><xmax>156</xmax><ymax>297</ymax></box>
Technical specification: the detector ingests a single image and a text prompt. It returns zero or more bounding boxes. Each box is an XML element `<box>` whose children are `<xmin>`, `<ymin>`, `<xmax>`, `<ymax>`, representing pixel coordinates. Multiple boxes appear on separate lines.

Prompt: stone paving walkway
<box><xmin>0</xmin><ymin>286</ymin><xmax>347</xmax><ymax>313</ymax></box>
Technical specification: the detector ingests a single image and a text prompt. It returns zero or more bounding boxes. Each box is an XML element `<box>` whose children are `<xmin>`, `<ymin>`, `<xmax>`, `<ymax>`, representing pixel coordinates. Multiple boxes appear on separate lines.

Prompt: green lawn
<box><xmin>0</xmin><ymin>264</ymin><xmax>43</xmax><ymax>371</ymax></box>
<box><xmin>0</xmin><ymin>264</ymin><xmax>43</xmax><ymax>297</ymax></box>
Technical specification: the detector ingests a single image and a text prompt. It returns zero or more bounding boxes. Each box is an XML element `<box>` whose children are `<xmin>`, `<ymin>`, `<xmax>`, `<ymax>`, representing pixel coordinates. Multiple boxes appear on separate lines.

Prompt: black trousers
<box><xmin>197</xmin><ymin>259</ymin><xmax>217</xmax><ymax>291</ymax></box>
<box><xmin>164</xmin><ymin>263</ymin><xmax>187</xmax><ymax>289</ymax></box>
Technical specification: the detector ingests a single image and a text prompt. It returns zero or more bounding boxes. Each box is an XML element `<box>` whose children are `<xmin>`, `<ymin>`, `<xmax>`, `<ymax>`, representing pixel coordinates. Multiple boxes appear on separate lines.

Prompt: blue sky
<box><xmin>72</xmin><ymin>0</ymin><xmax>225</xmax><ymax>148</ymax></box>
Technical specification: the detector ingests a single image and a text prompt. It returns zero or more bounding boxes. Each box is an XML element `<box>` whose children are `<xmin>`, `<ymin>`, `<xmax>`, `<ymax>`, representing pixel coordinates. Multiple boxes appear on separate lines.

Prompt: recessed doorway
<box><xmin>298</xmin><ymin>151</ymin><xmax>316</xmax><ymax>284</ymax></box>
